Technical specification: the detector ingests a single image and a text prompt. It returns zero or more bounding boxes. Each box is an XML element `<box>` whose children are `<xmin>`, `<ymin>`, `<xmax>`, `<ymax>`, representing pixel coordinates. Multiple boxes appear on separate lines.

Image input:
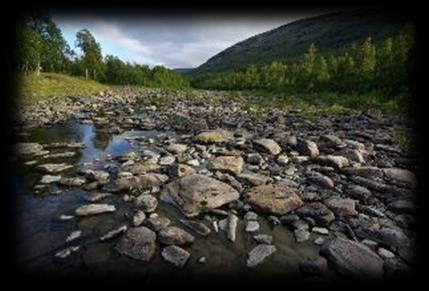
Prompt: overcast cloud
<box><xmin>54</xmin><ymin>13</ymin><xmax>326</xmax><ymax>68</ymax></box>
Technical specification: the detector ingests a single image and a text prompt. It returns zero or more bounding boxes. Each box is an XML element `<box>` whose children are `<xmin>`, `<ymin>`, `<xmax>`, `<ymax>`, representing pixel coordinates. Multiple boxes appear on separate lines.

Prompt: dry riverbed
<box><xmin>12</xmin><ymin>88</ymin><xmax>418</xmax><ymax>279</ymax></box>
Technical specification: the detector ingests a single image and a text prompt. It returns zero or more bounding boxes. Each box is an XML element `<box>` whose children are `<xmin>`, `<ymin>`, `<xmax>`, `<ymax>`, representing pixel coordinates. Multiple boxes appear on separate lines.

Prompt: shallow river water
<box><xmin>14</xmin><ymin>119</ymin><xmax>331</xmax><ymax>279</ymax></box>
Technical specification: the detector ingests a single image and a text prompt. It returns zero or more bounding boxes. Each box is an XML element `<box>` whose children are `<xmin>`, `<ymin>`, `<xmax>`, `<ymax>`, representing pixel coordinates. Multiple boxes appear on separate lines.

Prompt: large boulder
<box><xmin>161</xmin><ymin>174</ymin><xmax>240</xmax><ymax>217</ymax></box>
<box><xmin>245</xmin><ymin>184</ymin><xmax>303</xmax><ymax>215</ymax></box>
<box><xmin>115</xmin><ymin>227</ymin><xmax>156</xmax><ymax>261</ymax></box>
<box><xmin>321</xmin><ymin>238</ymin><xmax>384</xmax><ymax>278</ymax></box>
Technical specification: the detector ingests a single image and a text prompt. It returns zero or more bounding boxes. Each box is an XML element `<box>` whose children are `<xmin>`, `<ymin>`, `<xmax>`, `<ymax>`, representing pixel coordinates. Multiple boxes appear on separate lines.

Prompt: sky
<box><xmin>53</xmin><ymin>12</ymin><xmax>328</xmax><ymax>69</ymax></box>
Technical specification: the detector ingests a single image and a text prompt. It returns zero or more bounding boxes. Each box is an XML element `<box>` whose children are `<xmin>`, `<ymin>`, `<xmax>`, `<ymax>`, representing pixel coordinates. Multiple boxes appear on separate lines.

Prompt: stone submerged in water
<box><xmin>246</xmin><ymin>244</ymin><xmax>276</xmax><ymax>267</ymax></box>
<box><xmin>75</xmin><ymin>204</ymin><xmax>116</xmax><ymax>216</ymax></box>
<box><xmin>115</xmin><ymin>227</ymin><xmax>156</xmax><ymax>261</ymax></box>
<box><xmin>161</xmin><ymin>174</ymin><xmax>239</xmax><ymax>217</ymax></box>
<box><xmin>218</xmin><ymin>213</ymin><xmax>238</xmax><ymax>242</ymax></box>
<box><xmin>180</xmin><ymin>219</ymin><xmax>211</xmax><ymax>236</ymax></box>
<box><xmin>253</xmin><ymin>138</ymin><xmax>282</xmax><ymax>155</ymax></box>
<box><xmin>321</xmin><ymin>237</ymin><xmax>384</xmax><ymax>278</ymax></box>
<box><xmin>299</xmin><ymin>256</ymin><xmax>328</xmax><ymax>276</ymax></box>
<box><xmin>161</xmin><ymin>245</ymin><xmax>191</xmax><ymax>268</ymax></box>
<box><xmin>210</xmin><ymin>155</ymin><xmax>244</xmax><ymax>175</ymax></box>
<box><xmin>245</xmin><ymin>184</ymin><xmax>303</xmax><ymax>215</ymax></box>
<box><xmin>100</xmin><ymin>225</ymin><xmax>127</xmax><ymax>241</ymax></box>
<box><xmin>158</xmin><ymin>226</ymin><xmax>195</xmax><ymax>245</ymax></box>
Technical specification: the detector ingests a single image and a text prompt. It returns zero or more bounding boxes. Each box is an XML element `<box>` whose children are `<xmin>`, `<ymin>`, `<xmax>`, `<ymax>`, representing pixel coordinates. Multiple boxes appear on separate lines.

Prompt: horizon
<box><xmin>53</xmin><ymin>12</ymin><xmax>332</xmax><ymax>69</ymax></box>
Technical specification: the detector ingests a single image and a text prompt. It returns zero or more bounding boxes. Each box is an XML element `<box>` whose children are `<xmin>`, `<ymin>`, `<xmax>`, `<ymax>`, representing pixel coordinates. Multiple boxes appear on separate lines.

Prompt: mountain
<box><xmin>193</xmin><ymin>7</ymin><xmax>410</xmax><ymax>74</ymax></box>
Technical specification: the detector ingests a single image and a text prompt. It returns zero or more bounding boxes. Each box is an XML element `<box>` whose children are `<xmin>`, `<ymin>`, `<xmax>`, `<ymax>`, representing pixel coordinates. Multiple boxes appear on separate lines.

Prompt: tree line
<box><xmin>191</xmin><ymin>25</ymin><xmax>414</xmax><ymax>98</ymax></box>
<box><xmin>16</xmin><ymin>13</ymin><xmax>189</xmax><ymax>89</ymax></box>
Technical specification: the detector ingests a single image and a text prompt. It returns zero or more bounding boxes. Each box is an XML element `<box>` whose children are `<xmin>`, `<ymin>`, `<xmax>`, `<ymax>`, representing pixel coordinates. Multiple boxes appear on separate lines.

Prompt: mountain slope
<box><xmin>193</xmin><ymin>7</ymin><xmax>409</xmax><ymax>74</ymax></box>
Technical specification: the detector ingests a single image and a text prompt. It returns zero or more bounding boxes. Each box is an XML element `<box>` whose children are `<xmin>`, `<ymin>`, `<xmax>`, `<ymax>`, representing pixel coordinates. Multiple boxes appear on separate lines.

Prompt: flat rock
<box><xmin>321</xmin><ymin>237</ymin><xmax>384</xmax><ymax>278</ymax></box>
<box><xmin>165</xmin><ymin>143</ymin><xmax>188</xmax><ymax>155</ymax></box>
<box><xmin>161</xmin><ymin>245</ymin><xmax>190</xmax><ymax>268</ymax></box>
<box><xmin>161</xmin><ymin>174</ymin><xmax>239</xmax><ymax>217</ymax></box>
<box><xmin>314</xmin><ymin>155</ymin><xmax>349</xmax><ymax>168</ymax></box>
<box><xmin>324</xmin><ymin>197</ymin><xmax>357</xmax><ymax>217</ymax></box>
<box><xmin>383</xmin><ymin>168</ymin><xmax>417</xmax><ymax>189</ymax></box>
<box><xmin>193</xmin><ymin>129</ymin><xmax>233</xmax><ymax>144</ymax></box>
<box><xmin>60</xmin><ymin>177</ymin><xmax>86</xmax><ymax>187</ymax></box>
<box><xmin>75</xmin><ymin>204</ymin><xmax>116</xmax><ymax>216</ymax></box>
<box><xmin>246</xmin><ymin>244</ymin><xmax>276</xmax><ymax>267</ymax></box>
<box><xmin>40</xmin><ymin>175</ymin><xmax>62</xmax><ymax>184</ymax></box>
<box><xmin>115</xmin><ymin>227</ymin><xmax>156</xmax><ymax>261</ymax></box>
<box><xmin>158</xmin><ymin>226</ymin><xmax>195</xmax><ymax>245</ymax></box>
<box><xmin>245</xmin><ymin>184</ymin><xmax>303</xmax><ymax>215</ymax></box>
<box><xmin>210</xmin><ymin>155</ymin><xmax>244</xmax><ymax>175</ymax></box>
<box><xmin>254</xmin><ymin>138</ymin><xmax>282</xmax><ymax>155</ymax></box>
<box><xmin>37</xmin><ymin>163</ymin><xmax>73</xmax><ymax>174</ymax></box>
<box><xmin>238</xmin><ymin>172</ymin><xmax>271</xmax><ymax>186</ymax></box>
<box><xmin>15</xmin><ymin>142</ymin><xmax>44</xmax><ymax>155</ymax></box>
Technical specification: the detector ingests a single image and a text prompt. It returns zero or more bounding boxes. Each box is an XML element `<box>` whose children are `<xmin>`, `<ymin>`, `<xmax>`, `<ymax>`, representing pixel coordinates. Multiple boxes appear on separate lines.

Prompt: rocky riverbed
<box><xmin>12</xmin><ymin>88</ymin><xmax>418</xmax><ymax>279</ymax></box>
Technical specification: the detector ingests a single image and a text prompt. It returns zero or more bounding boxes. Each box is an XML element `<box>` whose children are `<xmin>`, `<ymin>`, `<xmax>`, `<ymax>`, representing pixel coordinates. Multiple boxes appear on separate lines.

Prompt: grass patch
<box><xmin>17</xmin><ymin>72</ymin><xmax>109</xmax><ymax>105</ymax></box>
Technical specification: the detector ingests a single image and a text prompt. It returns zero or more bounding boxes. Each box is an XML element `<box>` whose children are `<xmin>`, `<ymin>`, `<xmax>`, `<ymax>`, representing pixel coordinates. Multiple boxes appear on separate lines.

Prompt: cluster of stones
<box><xmin>15</xmin><ymin>89</ymin><xmax>417</xmax><ymax>278</ymax></box>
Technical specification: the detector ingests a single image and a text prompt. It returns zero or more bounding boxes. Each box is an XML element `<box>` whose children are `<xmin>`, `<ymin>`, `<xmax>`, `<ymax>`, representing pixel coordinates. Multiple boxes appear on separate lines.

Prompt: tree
<box><xmin>16</xmin><ymin>24</ymin><xmax>43</xmax><ymax>73</ymax></box>
<box><xmin>75</xmin><ymin>29</ymin><xmax>103</xmax><ymax>80</ymax></box>
<box><xmin>26</xmin><ymin>13</ymin><xmax>68</xmax><ymax>72</ymax></box>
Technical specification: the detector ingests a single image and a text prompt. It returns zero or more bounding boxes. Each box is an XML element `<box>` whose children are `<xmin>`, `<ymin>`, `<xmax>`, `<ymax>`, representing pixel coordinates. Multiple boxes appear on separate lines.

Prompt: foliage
<box><xmin>191</xmin><ymin>25</ymin><xmax>414</xmax><ymax>100</ymax></box>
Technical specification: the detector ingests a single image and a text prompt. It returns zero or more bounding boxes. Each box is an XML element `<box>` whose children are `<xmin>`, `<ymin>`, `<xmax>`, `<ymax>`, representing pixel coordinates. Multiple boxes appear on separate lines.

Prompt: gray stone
<box><xmin>246</xmin><ymin>244</ymin><xmax>276</xmax><ymax>267</ymax></box>
<box><xmin>133</xmin><ymin>210</ymin><xmax>146</xmax><ymax>226</ymax></box>
<box><xmin>75</xmin><ymin>204</ymin><xmax>116</xmax><ymax>216</ymax></box>
<box><xmin>37</xmin><ymin>163</ymin><xmax>73</xmax><ymax>174</ymax></box>
<box><xmin>162</xmin><ymin>174</ymin><xmax>239</xmax><ymax>217</ymax></box>
<box><xmin>245</xmin><ymin>184</ymin><xmax>303</xmax><ymax>215</ymax></box>
<box><xmin>321</xmin><ymin>237</ymin><xmax>384</xmax><ymax>278</ymax></box>
<box><xmin>135</xmin><ymin>194</ymin><xmax>158</xmax><ymax>213</ymax></box>
<box><xmin>180</xmin><ymin>219</ymin><xmax>211</xmax><ymax>236</ymax></box>
<box><xmin>253</xmin><ymin>234</ymin><xmax>273</xmax><ymax>244</ymax></box>
<box><xmin>115</xmin><ymin>227</ymin><xmax>156</xmax><ymax>261</ymax></box>
<box><xmin>40</xmin><ymin>175</ymin><xmax>62</xmax><ymax>184</ymax></box>
<box><xmin>254</xmin><ymin>138</ymin><xmax>282</xmax><ymax>155</ymax></box>
<box><xmin>294</xmin><ymin>229</ymin><xmax>310</xmax><ymax>242</ymax></box>
<box><xmin>299</xmin><ymin>256</ymin><xmax>328</xmax><ymax>276</ymax></box>
<box><xmin>158</xmin><ymin>226</ymin><xmax>195</xmax><ymax>245</ymax></box>
<box><xmin>245</xmin><ymin>221</ymin><xmax>260</xmax><ymax>233</ymax></box>
<box><xmin>161</xmin><ymin>245</ymin><xmax>190</xmax><ymax>268</ymax></box>
<box><xmin>210</xmin><ymin>155</ymin><xmax>244</xmax><ymax>175</ymax></box>
<box><xmin>297</xmin><ymin>140</ymin><xmax>319</xmax><ymax>158</ymax></box>
<box><xmin>100</xmin><ymin>225</ymin><xmax>127</xmax><ymax>241</ymax></box>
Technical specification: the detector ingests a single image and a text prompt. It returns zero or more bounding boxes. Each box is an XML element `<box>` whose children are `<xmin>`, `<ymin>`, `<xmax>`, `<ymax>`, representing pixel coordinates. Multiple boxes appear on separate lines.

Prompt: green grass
<box><xmin>18</xmin><ymin>72</ymin><xmax>109</xmax><ymax>105</ymax></box>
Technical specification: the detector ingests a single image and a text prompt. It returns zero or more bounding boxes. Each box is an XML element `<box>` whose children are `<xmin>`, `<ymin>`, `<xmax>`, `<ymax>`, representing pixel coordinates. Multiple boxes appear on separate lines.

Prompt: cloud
<box><xmin>54</xmin><ymin>14</ymin><xmax>323</xmax><ymax>68</ymax></box>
